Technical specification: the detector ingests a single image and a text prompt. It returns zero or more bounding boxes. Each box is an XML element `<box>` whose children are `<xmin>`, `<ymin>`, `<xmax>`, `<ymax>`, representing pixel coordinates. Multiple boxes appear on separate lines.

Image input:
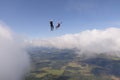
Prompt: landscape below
<box><xmin>25</xmin><ymin>48</ymin><xmax>120</xmax><ymax>80</ymax></box>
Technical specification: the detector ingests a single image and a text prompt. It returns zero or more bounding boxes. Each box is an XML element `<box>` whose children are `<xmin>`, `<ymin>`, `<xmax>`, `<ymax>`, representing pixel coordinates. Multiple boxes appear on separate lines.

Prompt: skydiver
<box><xmin>50</xmin><ymin>21</ymin><xmax>54</xmax><ymax>31</ymax></box>
<box><xmin>56</xmin><ymin>22</ymin><xmax>60</xmax><ymax>29</ymax></box>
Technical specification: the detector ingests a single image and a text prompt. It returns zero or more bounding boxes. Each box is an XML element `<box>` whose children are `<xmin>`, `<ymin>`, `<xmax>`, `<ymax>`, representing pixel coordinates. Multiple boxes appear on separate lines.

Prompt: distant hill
<box><xmin>25</xmin><ymin>47</ymin><xmax>120</xmax><ymax>80</ymax></box>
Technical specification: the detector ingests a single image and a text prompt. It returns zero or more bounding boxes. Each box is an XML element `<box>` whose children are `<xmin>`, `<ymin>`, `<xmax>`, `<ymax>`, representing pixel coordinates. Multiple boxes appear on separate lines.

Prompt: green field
<box><xmin>26</xmin><ymin>48</ymin><xmax>120</xmax><ymax>80</ymax></box>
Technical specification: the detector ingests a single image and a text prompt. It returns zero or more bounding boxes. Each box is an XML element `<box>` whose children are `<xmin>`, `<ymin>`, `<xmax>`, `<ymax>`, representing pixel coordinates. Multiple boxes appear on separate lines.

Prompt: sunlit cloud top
<box><xmin>31</xmin><ymin>27</ymin><xmax>120</xmax><ymax>56</ymax></box>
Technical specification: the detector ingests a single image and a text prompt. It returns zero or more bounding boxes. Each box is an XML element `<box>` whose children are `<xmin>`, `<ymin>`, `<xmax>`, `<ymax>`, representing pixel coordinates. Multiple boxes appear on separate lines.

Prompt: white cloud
<box><xmin>0</xmin><ymin>23</ymin><xmax>13</xmax><ymax>40</ymax></box>
<box><xmin>31</xmin><ymin>27</ymin><xmax>120</xmax><ymax>56</ymax></box>
<box><xmin>0</xmin><ymin>23</ymin><xmax>30</xmax><ymax>80</ymax></box>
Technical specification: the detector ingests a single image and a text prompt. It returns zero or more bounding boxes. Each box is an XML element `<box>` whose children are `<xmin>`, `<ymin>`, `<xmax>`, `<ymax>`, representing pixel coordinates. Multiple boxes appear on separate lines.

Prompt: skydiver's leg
<box><xmin>51</xmin><ymin>26</ymin><xmax>54</xmax><ymax>31</ymax></box>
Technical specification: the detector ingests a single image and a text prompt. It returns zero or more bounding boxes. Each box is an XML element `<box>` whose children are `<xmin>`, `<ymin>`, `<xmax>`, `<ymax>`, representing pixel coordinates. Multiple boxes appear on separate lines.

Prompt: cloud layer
<box><xmin>0</xmin><ymin>23</ymin><xmax>30</xmax><ymax>80</ymax></box>
<box><xmin>31</xmin><ymin>27</ymin><xmax>120</xmax><ymax>56</ymax></box>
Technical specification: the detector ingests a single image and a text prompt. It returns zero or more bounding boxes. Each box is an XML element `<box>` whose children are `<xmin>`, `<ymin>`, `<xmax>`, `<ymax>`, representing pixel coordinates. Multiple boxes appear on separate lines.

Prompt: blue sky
<box><xmin>0</xmin><ymin>0</ymin><xmax>120</xmax><ymax>38</ymax></box>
